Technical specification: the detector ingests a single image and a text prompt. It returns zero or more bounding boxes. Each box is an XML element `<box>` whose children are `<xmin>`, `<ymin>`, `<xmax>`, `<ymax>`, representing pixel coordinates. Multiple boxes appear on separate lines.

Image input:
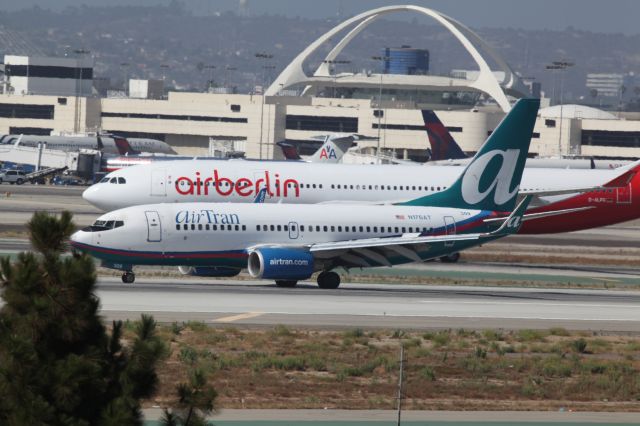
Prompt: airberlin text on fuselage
<box><xmin>176</xmin><ymin>210</ymin><xmax>240</xmax><ymax>225</ymax></box>
<box><xmin>174</xmin><ymin>170</ymin><xmax>300</xmax><ymax>198</ymax></box>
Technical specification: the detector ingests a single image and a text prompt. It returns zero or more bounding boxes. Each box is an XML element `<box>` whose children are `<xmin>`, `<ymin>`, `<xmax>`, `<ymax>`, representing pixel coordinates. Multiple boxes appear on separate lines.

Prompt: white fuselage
<box><xmin>0</xmin><ymin>135</ymin><xmax>175</xmax><ymax>155</ymax></box>
<box><xmin>71</xmin><ymin>202</ymin><xmax>493</xmax><ymax>269</ymax></box>
<box><xmin>83</xmin><ymin>158</ymin><xmax>624</xmax><ymax>211</ymax></box>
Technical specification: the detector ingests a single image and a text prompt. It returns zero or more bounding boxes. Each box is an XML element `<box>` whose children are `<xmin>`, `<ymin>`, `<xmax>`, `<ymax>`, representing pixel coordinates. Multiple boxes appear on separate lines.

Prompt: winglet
<box><xmin>253</xmin><ymin>187</ymin><xmax>268</xmax><ymax>203</ymax></box>
<box><xmin>490</xmin><ymin>195</ymin><xmax>533</xmax><ymax>236</ymax></box>
<box><xmin>603</xmin><ymin>161</ymin><xmax>640</xmax><ymax>188</ymax></box>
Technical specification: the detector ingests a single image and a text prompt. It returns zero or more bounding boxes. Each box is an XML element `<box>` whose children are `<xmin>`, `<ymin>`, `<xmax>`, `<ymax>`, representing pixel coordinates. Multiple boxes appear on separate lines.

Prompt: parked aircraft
<box><xmin>0</xmin><ymin>134</ymin><xmax>176</xmax><ymax>155</ymax></box>
<box><xmin>421</xmin><ymin>109</ymin><xmax>633</xmax><ymax>169</ymax></box>
<box><xmin>277</xmin><ymin>133</ymin><xmax>357</xmax><ymax>163</ymax></box>
<box><xmin>70</xmin><ymin>99</ymin><xmax>540</xmax><ymax>286</ymax></box>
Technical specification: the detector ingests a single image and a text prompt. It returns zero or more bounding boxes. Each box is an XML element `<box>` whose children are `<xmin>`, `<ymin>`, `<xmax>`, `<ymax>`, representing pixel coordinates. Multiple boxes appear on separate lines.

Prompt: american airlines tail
<box><xmin>277</xmin><ymin>134</ymin><xmax>354</xmax><ymax>163</ymax></box>
<box><xmin>402</xmin><ymin>99</ymin><xmax>540</xmax><ymax>212</ymax></box>
<box><xmin>422</xmin><ymin>110</ymin><xmax>467</xmax><ymax>161</ymax></box>
<box><xmin>307</xmin><ymin>134</ymin><xmax>353</xmax><ymax>163</ymax></box>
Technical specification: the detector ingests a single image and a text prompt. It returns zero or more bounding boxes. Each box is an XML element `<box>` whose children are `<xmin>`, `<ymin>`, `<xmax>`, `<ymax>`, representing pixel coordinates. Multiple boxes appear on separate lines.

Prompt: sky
<box><xmin>0</xmin><ymin>0</ymin><xmax>637</xmax><ymax>35</ymax></box>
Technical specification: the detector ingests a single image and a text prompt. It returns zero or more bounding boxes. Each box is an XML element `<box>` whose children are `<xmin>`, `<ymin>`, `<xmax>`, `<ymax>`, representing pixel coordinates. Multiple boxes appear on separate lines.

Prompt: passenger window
<box><xmin>395</xmin><ymin>227</ymin><xmax>399</xmax><ymax>233</ymax></box>
<box><xmin>312</xmin><ymin>184</ymin><xmax>316</xmax><ymax>189</ymax></box>
<box><xmin>331</xmin><ymin>184</ymin><xmax>335</xmax><ymax>189</ymax></box>
<box><xmin>256</xmin><ymin>225</ymin><xmax>261</xmax><ymax>231</ymax></box>
<box><xmin>330</xmin><ymin>226</ymin><xmax>335</xmax><ymax>232</ymax></box>
<box><xmin>263</xmin><ymin>225</ymin><xmax>268</xmax><ymax>232</ymax></box>
<box><xmin>277</xmin><ymin>225</ymin><xmax>282</xmax><ymax>232</ymax></box>
<box><xmin>319</xmin><ymin>184</ymin><xmax>323</xmax><ymax>189</ymax></box>
<box><xmin>198</xmin><ymin>224</ymin><xmax>203</xmax><ymax>230</ymax></box>
<box><xmin>308</xmin><ymin>226</ymin><xmax>313</xmax><ymax>232</ymax></box>
<box><xmin>191</xmin><ymin>224</ymin><xmax>195</xmax><ymax>230</ymax></box>
<box><xmin>373</xmin><ymin>226</ymin><xmax>377</xmax><ymax>232</ymax></box>
<box><xmin>366</xmin><ymin>226</ymin><xmax>371</xmax><ymax>232</ymax></box>
<box><xmin>402</xmin><ymin>227</ymin><xmax>406</xmax><ymax>233</ymax></box>
<box><xmin>337</xmin><ymin>226</ymin><xmax>342</xmax><ymax>232</ymax></box>
<box><xmin>388</xmin><ymin>227</ymin><xmax>392</xmax><ymax>233</ymax></box>
<box><xmin>270</xmin><ymin>225</ymin><xmax>275</xmax><ymax>231</ymax></box>
<box><xmin>437</xmin><ymin>187</ymin><xmax>441</xmax><ymax>191</ymax></box>
<box><xmin>359</xmin><ymin>226</ymin><xmax>363</xmax><ymax>232</ymax></box>
<box><xmin>206</xmin><ymin>224</ymin><xmax>210</xmax><ymax>230</ymax></box>
<box><xmin>235</xmin><ymin>225</ymin><xmax>239</xmax><ymax>231</ymax></box>
<box><xmin>316</xmin><ymin>226</ymin><xmax>320</xmax><ymax>232</ymax></box>
<box><xmin>212</xmin><ymin>225</ymin><xmax>217</xmax><ymax>231</ymax></box>
<box><xmin>176</xmin><ymin>224</ymin><xmax>180</xmax><ymax>230</ymax></box>
<box><xmin>242</xmin><ymin>225</ymin><xmax>246</xmax><ymax>231</ymax></box>
<box><xmin>323</xmin><ymin>226</ymin><xmax>328</xmax><ymax>232</ymax></box>
<box><xmin>284</xmin><ymin>225</ymin><xmax>289</xmax><ymax>231</ymax></box>
<box><xmin>183</xmin><ymin>224</ymin><xmax>188</xmax><ymax>230</ymax></box>
<box><xmin>299</xmin><ymin>225</ymin><xmax>304</xmax><ymax>231</ymax></box>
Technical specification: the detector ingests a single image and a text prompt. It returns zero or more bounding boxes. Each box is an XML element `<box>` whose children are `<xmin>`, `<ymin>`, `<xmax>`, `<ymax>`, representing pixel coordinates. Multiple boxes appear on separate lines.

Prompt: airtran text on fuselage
<box><xmin>175</xmin><ymin>210</ymin><xmax>240</xmax><ymax>225</ymax></box>
<box><xmin>174</xmin><ymin>170</ymin><xmax>300</xmax><ymax>198</ymax></box>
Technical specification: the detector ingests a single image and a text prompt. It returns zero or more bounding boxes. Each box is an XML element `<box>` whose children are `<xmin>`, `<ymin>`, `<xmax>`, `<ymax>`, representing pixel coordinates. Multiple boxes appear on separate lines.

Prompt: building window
<box><xmin>230</xmin><ymin>104</ymin><xmax>241</xmax><ymax>112</ymax></box>
<box><xmin>285</xmin><ymin>115</ymin><xmax>358</xmax><ymax>132</ymax></box>
<box><xmin>0</xmin><ymin>103</ymin><xmax>54</xmax><ymax>119</ymax></box>
<box><xmin>545</xmin><ymin>119</ymin><xmax>556</xmax><ymax>128</ymax></box>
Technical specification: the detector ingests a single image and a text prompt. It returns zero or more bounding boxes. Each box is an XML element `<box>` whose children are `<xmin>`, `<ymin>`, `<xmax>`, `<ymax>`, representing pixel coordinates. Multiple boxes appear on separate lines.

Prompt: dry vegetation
<box><xmin>130</xmin><ymin>323</ymin><xmax>640</xmax><ymax>411</ymax></box>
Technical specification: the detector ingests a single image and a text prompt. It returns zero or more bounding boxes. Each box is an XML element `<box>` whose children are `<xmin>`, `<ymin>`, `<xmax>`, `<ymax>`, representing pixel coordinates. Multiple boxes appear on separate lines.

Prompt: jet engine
<box><xmin>178</xmin><ymin>266</ymin><xmax>241</xmax><ymax>277</ymax></box>
<box><xmin>247</xmin><ymin>248</ymin><xmax>314</xmax><ymax>280</ymax></box>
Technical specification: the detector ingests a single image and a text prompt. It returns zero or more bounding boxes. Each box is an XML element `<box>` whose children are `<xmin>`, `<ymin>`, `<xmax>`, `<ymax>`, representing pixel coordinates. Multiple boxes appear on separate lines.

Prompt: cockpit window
<box><xmin>118</xmin><ymin>177</ymin><xmax>126</xmax><ymax>184</ymax></box>
<box><xmin>110</xmin><ymin>177</ymin><xmax>117</xmax><ymax>184</ymax></box>
<box><xmin>100</xmin><ymin>177</ymin><xmax>109</xmax><ymax>183</ymax></box>
<box><xmin>82</xmin><ymin>219</ymin><xmax>125</xmax><ymax>232</ymax></box>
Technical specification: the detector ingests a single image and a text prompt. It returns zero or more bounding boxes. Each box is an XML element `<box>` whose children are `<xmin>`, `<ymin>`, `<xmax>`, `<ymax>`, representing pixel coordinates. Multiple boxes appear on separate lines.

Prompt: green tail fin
<box><xmin>400</xmin><ymin>98</ymin><xmax>540</xmax><ymax>211</ymax></box>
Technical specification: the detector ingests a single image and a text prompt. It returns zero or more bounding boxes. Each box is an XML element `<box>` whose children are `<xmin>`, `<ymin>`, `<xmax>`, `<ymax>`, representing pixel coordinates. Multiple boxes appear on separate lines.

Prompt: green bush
<box><xmin>572</xmin><ymin>338</ymin><xmax>588</xmax><ymax>354</ymax></box>
<box><xmin>420</xmin><ymin>366</ymin><xmax>436</xmax><ymax>381</ymax></box>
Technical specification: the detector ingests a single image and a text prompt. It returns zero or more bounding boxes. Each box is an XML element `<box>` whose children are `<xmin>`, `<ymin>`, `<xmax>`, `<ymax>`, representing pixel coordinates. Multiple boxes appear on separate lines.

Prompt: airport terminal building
<box><xmin>0</xmin><ymin>5</ymin><xmax>638</xmax><ymax>161</ymax></box>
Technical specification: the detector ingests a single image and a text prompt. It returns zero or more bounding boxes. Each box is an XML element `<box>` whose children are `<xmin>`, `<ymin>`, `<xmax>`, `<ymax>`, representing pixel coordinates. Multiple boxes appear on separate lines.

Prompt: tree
<box><xmin>161</xmin><ymin>369</ymin><xmax>218</xmax><ymax>426</ymax></box>
<box><xmin>0</xmin><ymin>211</ymin><xmax>166</xmax><ymax>425</ymax></box>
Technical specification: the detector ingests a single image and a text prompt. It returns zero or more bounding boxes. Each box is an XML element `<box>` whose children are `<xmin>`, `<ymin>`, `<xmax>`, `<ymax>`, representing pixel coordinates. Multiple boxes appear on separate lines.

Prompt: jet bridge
<box><xmin>0</xmin><ymin>139</ymin><xmax>103</xmax><ymax>180</ymax></box>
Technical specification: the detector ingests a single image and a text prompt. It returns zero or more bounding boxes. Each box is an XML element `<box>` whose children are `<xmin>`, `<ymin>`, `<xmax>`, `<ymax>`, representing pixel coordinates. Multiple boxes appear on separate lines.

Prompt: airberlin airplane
<box><xmin>71</xmin><ymin>99</ymin><xmax>539</xmax><ymax>286</ymax></box>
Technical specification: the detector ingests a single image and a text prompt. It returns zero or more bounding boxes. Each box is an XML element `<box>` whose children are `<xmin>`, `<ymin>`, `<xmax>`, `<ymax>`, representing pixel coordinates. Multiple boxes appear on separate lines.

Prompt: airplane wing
<box><xmin>308</xmin><ymin>196</ymin><xmax>530</xmax><ymax>268</ymax></box>
<box><xmin>251</xmin><ymin>196</ymin><xmax>530</xmax><ymax>270</ymax></box>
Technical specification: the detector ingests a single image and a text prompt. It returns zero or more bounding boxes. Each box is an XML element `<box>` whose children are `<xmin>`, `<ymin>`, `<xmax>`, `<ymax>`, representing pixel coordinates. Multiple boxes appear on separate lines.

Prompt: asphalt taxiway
<box><xmin>86</xmin><ymin>277</ymin><xmax>640</xmax><ymax>332</ymax></box>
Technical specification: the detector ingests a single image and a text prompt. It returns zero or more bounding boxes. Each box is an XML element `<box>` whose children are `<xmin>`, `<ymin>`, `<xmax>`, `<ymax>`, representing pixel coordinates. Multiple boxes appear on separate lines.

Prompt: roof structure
<box><xmin>266</xmin><ymin>4</ymin><xmax>529</xmax><ymax>112</ymax></box>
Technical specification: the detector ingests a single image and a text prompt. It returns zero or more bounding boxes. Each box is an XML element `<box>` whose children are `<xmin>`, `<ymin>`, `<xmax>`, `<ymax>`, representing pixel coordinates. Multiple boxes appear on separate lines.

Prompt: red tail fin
<box><xmin>113</xmin><ymin>136</ymin><xmax>139</xmax><ymax>155</ymax></box>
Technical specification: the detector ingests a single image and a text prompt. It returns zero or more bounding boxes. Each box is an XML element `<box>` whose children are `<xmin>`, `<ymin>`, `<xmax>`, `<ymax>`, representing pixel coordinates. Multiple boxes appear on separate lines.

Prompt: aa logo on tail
<box><xmin>319</xmin><ymin>147</ymin><xmax>337</xmax><ymax>160</ymax></box>
<box><xmin>461</xmin><ymin>149</ymin><xmax>520</xmax><ymax>206</ymax></box>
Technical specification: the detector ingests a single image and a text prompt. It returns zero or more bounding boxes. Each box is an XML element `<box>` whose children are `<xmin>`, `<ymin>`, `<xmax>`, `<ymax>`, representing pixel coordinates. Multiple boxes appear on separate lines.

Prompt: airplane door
<box><xmin>150</xmin><ymin>169</ymin><xmax>167</xmax><ymax>196</ymax></box>
<box><xmin>444</xmin><ymin>216</ymin><xmax>456</xmax><ymax>247</ymax></box>
<box><xmin>145</xmin><ymin>211</ymin><xmax>162</xmax><ymax>242</ymax></box>
<box><xmin>617</xmin><ymin>184</ymin><xmax>632</xmax><ymax>204</ymax></box>
<box><xmin>288</xmin><ymin>221</ymin><xmax>299</xmax><ymax>239</ymax></box>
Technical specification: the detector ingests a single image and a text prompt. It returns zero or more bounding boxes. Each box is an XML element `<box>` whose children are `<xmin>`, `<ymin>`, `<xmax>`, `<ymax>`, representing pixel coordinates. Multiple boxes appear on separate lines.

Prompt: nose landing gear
<box><xmin>121</xmin><ymin>271</ymin><xmax>136</xmax><ymax>284</ymax></box>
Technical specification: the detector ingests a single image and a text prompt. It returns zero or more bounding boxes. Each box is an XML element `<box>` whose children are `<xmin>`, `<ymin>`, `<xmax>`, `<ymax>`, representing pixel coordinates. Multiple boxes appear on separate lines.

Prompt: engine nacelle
<box><xmin>247</xmin><ymin>248</ymin><xmax>314</xmax><ymax>280</ymax></box>
<box><xmin>178</xmin><ymin>266</ymin><xmax>241</xmax><ymax>277</ymax></box>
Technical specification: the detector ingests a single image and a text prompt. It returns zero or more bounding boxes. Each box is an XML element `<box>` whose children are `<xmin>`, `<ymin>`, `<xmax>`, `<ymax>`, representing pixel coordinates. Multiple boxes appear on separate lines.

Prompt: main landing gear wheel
<box><xmin>439</xmin><ymin>252</ymin><xmax>460</xmax><ymax>263</ymax></box>
<box><xmin>121</xmin><ymin>271</ymin><xmax>135</xmax><ymax>284</ymax></box>
<box><xmin>275</xmin><ymin>280</ymin><xmax>298</xmax><ymax>288</ymax></box>
<box><xmin>317</xmin><ymin>271</ymin><xmax>340</xmax><ymax>289</ymax></box>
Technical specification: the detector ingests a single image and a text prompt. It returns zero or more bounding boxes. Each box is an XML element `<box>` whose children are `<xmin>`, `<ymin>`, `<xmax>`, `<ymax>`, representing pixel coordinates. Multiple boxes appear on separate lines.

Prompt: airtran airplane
<box><xmin>71</xmin><ymin>100</ymin><xmax>540</xmax><ymax>287</ymax></box>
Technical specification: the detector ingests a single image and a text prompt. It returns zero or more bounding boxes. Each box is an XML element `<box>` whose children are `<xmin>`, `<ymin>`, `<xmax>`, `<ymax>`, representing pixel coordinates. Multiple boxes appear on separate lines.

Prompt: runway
<box><xmin>89</xmin><ymin>278</ymin><xmax>640</xmax><ymax>332</ymax></box>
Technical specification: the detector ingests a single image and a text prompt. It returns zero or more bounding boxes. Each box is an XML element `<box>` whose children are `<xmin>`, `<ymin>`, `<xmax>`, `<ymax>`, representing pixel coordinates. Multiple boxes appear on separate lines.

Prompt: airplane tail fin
<box><xmin>113</xmin><ymin>136</ymin><xmax>140</xmax><ymax>156</ymax></box>
<box><xmin>276</xmin><ymin>141</ymin><xmax>302</xmax><ymax>160</ymax></box>
<box><xmin>253</xmin><ymin>187</ymin><xmax>268</xmax><ymax>203</ymax></box>
<box><xmin>401</xmin><ymin>99</ymin><xmax>540</xmax><ymax>212</ymax></box>
<box><xmin>422</xmin><ymin>110</ymin><xmax>467</xmax><ymax>161</ymax></box>
<box><xmin>307</xmin><ymin>134</ymin><xmax>353</xmax><ymax>163</ymax></box>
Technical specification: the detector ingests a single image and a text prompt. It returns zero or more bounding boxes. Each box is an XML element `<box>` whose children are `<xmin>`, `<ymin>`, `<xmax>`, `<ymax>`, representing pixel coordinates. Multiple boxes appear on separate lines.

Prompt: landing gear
<box><xmin>317</xmin><ymin>271</ymin><xmax>340</xmax><ymax>289</ymax></box>
<box><xmin>439</xmin><ymin>252</ymin><xmax>460</xmax><ymax>263</ymax></box>
<box><xmin>121</xmin><ymin>271</ymin><xmax>135</xmax><ymax>284</ymax></box>
<box><xmin>275</xmin><ymin>280</ymin><xmax>298</xmax><ymax>288</ymax></box>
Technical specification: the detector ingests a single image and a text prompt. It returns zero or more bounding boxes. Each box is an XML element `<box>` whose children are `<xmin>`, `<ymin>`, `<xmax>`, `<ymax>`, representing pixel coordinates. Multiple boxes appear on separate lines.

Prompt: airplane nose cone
<box><xmin>83</xmin><ymin>185</ymin><xmax>108</xmax><ymax>211</ymax></box>
<box><xmin>69</xmin><ymin>230</ymin><xmax>89</xmax><ymax>250</ymax></box>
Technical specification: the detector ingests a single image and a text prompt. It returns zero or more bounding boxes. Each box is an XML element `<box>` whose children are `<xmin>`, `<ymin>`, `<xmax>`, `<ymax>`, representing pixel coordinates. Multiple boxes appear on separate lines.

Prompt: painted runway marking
<box><xmin>214</xmin><ymin>312</ymin><xmax>264</xmax><ymax>323</ymax></box>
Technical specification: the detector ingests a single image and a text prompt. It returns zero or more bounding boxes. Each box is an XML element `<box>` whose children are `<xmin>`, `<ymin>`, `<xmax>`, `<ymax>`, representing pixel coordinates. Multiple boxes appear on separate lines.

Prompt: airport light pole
<box><xmin>545</xmin><ymin>61</ymin><xmax>574</xmax><ymax>156</ymax></box>
<box><xmin>322</xmin><ymin>59</ymin><xmax>350</xmax><ymax>98</ymax></box>
<box><xmin>255</xmin><ymin>52</ymin><xmax>274</xmax><ymax>159</ymax></box>
<box><xmin>73</xmin><ymin>48</ymin><xmax>90</xmax><ymax>134</ymax></box>
<box><xmin>203</xmin><ymin>65</ymin><xmax>216</xmax><ymax>92</ymax></box>
<box><xmin>371</xmin><ymin>55</ymin><xmax>389</xmax><ymax>160</ymax></box>
<box><xmin>120</xmin><ymin>62</ymin><xmax>130</xmax><ymax>95</ymax></box>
